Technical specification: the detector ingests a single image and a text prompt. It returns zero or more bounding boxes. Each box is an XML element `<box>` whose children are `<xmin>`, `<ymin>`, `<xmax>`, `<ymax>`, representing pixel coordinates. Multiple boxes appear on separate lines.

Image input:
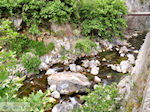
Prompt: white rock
<box><xmin>127</xmin><ymin>54</ymin><xmax>135</xmax><ymax>64</ymax></box>
<box><xmin>133</xmin><ymin>50</ymin><xmax>139</xmax><ymax>53</ymax></box>
<box><xmin>87</xmin><ymin>69</ymin><xmax>90</xmax><ymax>72</ymax></box>
<box><xmin>52</xmin><ymin>101</ymin><xmax>74</xmax><ymax>112</ymax></box>
<box><xmin>46</xmin><ymin>68</ymin><xmax>56</xmax><ymax>75</ymax></box>
<box><xmin>102</xmin><ymin>58</ymin><xmax>106</xmax><ymax>61</ymax></box>
<box><xmin>119</xmin><ymin>46</ymin><xmax>129</xmax><ymax>54</ymax></box>
<box><xmin>90</xmin><ymin>67</ymin><xmax>99</xmax><ymax>75</ymax></box>
<box><xmin>116</xmin><ymin>65</ymin><xmax>122</xmax><ymax>72</ymax></box>
<box><xmin>39</xmin><ymin>62</ymin><xmax>49</xmax><ymax>70</ymax></box>
<box><xmin>76</xmin><ymin>65</ymin><xmax>83</xmax><ymax>72</ymax></box>
<box><xmin>49</xmin><ymin>85</ymin><xmax>57</xmax><ymax>92</ymax></box>
<box><xmin>64</xmin><ymin>60</ymin><xmax>69</xmax><ymax>65</ymax></box>
<box><xmin>51</xmin><ymin>91</ymin><xmax>60</xmax><ymax>99</ymax></box>
<box><xmin>69</xmin><ymin>64</ymin><xmax>77</xmax><ymax>72</ymax></box>
<box><xmin>82</xmin><ymin>60</ymin><xmax>90</xmax><ymax>68</ymax></box>
<box><xmin>120</xmin><ymin>53</ymin><xmax>125</xmax><ymax>57</ymax></box>
<box><xmin>108</xmin><ymin>64</ymin><xmax>116</xmax><ymax>71</ymax></box>
<box><xmin>69</xmin><ymin>97</ymin><xmax>79</xmax><ymax>105</ymax></box>
<box><xmin>89</xmin><ymin>60</ymin><xmax>100</xmax><ymax>68</ymax></box>
<box><xmin>120</xmin><ymin>60</ymin><xmax>132</xmax><ymax>73</ymax></box>
<box><xmin>47</xmin><ymin>72</ymin><xmax>91</xmax><ymax>95</ymax></box>
<box><xmin>94</xmin><ymin>76</ymin><xmax>101</xmax><ymax>83</ymax></box>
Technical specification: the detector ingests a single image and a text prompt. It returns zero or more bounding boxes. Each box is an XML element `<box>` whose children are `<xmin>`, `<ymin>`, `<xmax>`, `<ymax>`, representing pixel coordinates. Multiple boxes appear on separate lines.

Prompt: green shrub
<box><xmin>0</xmin><ymin>0</ymin><xmax>127</xmax><ymax>40</ymax></box>
<box><xmin>0</xmin><ymin>76</ymin><xmax>25</xmax><ymax>102</ymax></box>
<box><xmin>0</xmin><ymin>77</ymin><xmax>55</xmax><ymax>112</ymax></box>
<box><xmin>28</xmin><ymin>24</ymin><xmax>41</xmax><ymax>35</ymax></box>
<box><xmin>40</xmin><ymin>0</ymin><xmax>72</xmax><ymax>23</ymax></box>
<box><xmin>76</xmin><ymin>0</ymin><xmax>127</xmax><ymax>39</ymax></box>
<box><xmin>75</xmin><ymin>38</ymin><xmax>97</xmax><ymax>53</ymax></box>
<box><xmin>28</xmin><ymin>41</ymin><xmax>55</xmax><ymax>56</ymax></box>
<box><xmin>18</xmin><ymin>90</ymin><xmax>55</xmax><ymax>112</ymax></box>
<box><xmin>21</xmin><ymin>53</ymin><xmax>41</xmax><ymax>74</ymax></box>
<box><xmin>0</xmin><ymin>19</ymin><xmax>19</xmax><ymax>45</ymax></box>
<box><xmin>7</xmin><ymin>36</ymin><xmax>30</xmax><ymax>56</ymax></box>
<box><xmin>0</xmin><ymin>19</ymin><xmax>54</xmax><ymax>56</ymax></box>
<box><xmin>73</xmin><ymin>84</ymin><xmax>120</xmax><ymax>112</ymax></box>
<box><xmin>0</xmin><ymin>51</ymin><xmax>17</xmax><ymax>82</ymax></box>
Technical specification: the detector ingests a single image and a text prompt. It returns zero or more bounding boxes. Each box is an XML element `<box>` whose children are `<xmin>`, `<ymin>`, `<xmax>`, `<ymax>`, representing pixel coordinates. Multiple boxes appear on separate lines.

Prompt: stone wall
<box><xmin>118</xmin><ymin>32</ymin><xmax>150</xmax><ymax>112</ymax></box>
<box><xmin>126</xmin><ymin>0</ymin><xmax>150</xmax><ymax>31</ymax></box>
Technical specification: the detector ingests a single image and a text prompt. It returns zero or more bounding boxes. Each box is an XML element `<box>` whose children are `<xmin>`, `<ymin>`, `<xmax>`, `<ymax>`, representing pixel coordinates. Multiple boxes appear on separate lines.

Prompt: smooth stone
<box><xmin>46</xmin><ymin>68</ymin><xmax>56</xmax><ymax>75</ymax></box>
<box><xmin>39</xmin><ymin>62</ymin><xmax>49</xmax><ymax>70</ymax></box>
<box><xmin>89</xmin><ymin>60</ymin><xmax>100</xmax><ymax>68</ymax></box>
<box><xmin>47</xmin><ymin>72</ymin><xmax>91</xmax><ymax>95</ymax></box>
<box><xmin>69</xmin><ymin>64</ymin><xmax>77</xmax><ymax>72</ymax></box>
<box><xmin>49</xmin><ymin>85</ymin><xmax>57</xmax><ymax>92</ymax></box>
<box><xmin>52</xmin><ymin>102</ymin><xmax>74</xmax><ymax>112</ymax></box>
<box><xmin>94</xmin><ymin>76</ymin><xmax>101</xmax><ymax>83</ymax></box>
<box><xmin>51</xmin><ymin>91</ymin><xmax>61</xmax><ymax>99</ymax></box>
<box><xmin>127</xmin><ymin>54</ymin><xmax>135</xmax><ymax>64</ymax></box>
<box><xmin>76</xmin><ymin>65</ymin><xmax>84</xmax><ymax>72</ymax></box>
<box><xmin>82</xmin><ymin>60</ymin><xmax>90</xmax><ymax>68</ymax></box>
<box><xmin>120</xmin><ymin>60</ymin><xmax>132</xmax><ymax>73</ymax></box>
<box><xmin>91</xmin><ymin>67</ymin><xmax>99</xmax><ymax>75</ymax></box>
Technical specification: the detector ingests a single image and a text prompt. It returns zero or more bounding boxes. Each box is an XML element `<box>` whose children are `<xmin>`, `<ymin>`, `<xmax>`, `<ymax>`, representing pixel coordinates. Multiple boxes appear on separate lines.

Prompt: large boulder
<box><xmin>47</xmin><ymin>72</ymin><xmax>91</xmax><ymax>95</ymax></box>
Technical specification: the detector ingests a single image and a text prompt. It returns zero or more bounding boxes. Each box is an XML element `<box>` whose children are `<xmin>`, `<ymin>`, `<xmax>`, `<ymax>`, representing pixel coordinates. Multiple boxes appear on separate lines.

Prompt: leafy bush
<box><xmin>0</xmin><ymin>77</ymin><xmax>55</xmax><ymax>112</ymax></box>
<box><xmin>0</xmin><ymin>76</ymin><xmax>25</xmax><ymax>102</ymax></box>
<box><xmin>40</xmin><ymin>0</ymin><xmax>72</xmax><ymax>23</ymax></box>
<box><xmin>73</xmin><ymin>84</ymin><xmax>120</xmax><ymax>112</ymax></box>
<box><xmin>28</xmin><ymin>24</ymin><xmax>41</xmax><ymax>35</ymax></box>
<box><xmin>75</xmin><ymin>38</ymin><xmax>97</xmax><ymax>53</ymax></box>
<box><xmin>0</xmin><ymin>51</ymin><xmax>17</xmax><ymax>82</ymax></box>
<box><xmin>0</xmin><ymin>19</ymin><xmax>54</xmax><ymax>56</ymax></box>
<box><xmin>21</xmin><ymin>53</ymin><xmax>41</xmax><ymax>74</ymax></box>
<box><xmin>28</xmin><ymin>41</ymin><xmax>55</xmax><ymax>56</ymax></box>
<box><xmin>0</xmin><ymin>19</ymin><xmax>19</xmax><ymax>45</ymax></box>
<box><xmin>76</xmin><ymin>0</ymin><xmax>127</xmax><ymax>39</ymax></box>
<box><xmin>0</xmin><ymin>0</ymin><xmax>127</xmax><ymax>40</ymax></box>
<box><xmin>18</xmin><ymin>90</ymin><xmax>55</xmax><ymax>112</ymax></box>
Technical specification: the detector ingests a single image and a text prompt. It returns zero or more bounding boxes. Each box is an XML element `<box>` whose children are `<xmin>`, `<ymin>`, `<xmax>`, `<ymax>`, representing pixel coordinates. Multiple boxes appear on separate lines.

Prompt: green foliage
<box><xmin>18</xmin><ymin>90</ymin><xmax>55</xmax><ymax>112</ymax></box>
<box><xmin>28</xmin><ymin>24</ymin><xmax>41</xmax><ymax>35</ymax></box>
<box><xmin>0</xmin><ymin>19</ymin><xmax>19</xmax><ymax>45</ymax></box>
<box><xmin>0</xmin><ymin>0</ymin><xmax>127</xmax><ymax>40</ymax></box>
<box><xmin>76</xmin><ymin>0</ymin><xmax>127</xmax><ymax>39</ymax></box>
<box><xmin>0</xmin><ymin>0</ymin><xmax>73</xmax><ymax>33</ymax></box>
<box><xmin>21</xmin><ymin>53</ymin><xmax>41</xmax><ymax>74</ymax></box>
<box><xmin>73</xmin><ymin>84</ymin><xmax>120</xmax><ymax>112</ymax></box>
<box><xmin>0</xmin><ymin>77</ymin><xmax>55</xmax><ymax>112</ymax></box>
<box><xmin>0</xmin><ymin>19</ymin><xmax>54</xmax><ymax>56</ymax></box>
<box><xmin>0</xmin><ymin>76</ymin><xmax>25</xmax><ymax>102</ymax></box>
<box><xmin>75</xmin><ymin>38</ymin><xmax>97</xmax><ymax>53</ymax></box>
<box><xmin>28</xmin><ymin>41</ymin><xmax>55</xmax><ymax>56</ymax></box>
<box><xmin>7</xmin><ymin>36</ymin><xmax>30</xmax><ymax>56</ymax></box>
<box><xmin>0</xmin><ymin>51</ymin><xmax>17</xmax><ymax>82</ymax></box>
<box><xmin>8</xmin><ymin>36</ymin><xmax>55</xmax><ymax>57</ymax></box>
<box><xmin>40</xmin><ymin>0</ymin><xmax>72</xmax><ymax>23</ymax></box>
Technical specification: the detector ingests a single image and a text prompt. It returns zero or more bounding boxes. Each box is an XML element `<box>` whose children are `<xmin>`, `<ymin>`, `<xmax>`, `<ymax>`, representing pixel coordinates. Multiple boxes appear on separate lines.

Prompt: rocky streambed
<box><xmin>16</xmin><ymin>31</ymin><xmax>147</xmax><ymax>112</ymax></box>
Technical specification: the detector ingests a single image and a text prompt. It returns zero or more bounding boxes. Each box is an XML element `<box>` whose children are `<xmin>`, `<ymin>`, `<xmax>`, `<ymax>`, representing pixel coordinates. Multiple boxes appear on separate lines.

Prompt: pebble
<box><xmin>49</xmin><ymin>85</ymin><xmax>57</xmax><ymax>92</ymax></box>
<box><xmin>51</xmin><ymin>91</ymin><xmax>60</xmax><ymax>99</ymax></box>
<box><xmin>91</xmin><ymin>67</ymin><xmax>99</xmax><ymax>75</ymax></box>
<box><xmin>94</xmin><ymin>76</ymin><xmax>101</xmax><ymax>83</ymax></box>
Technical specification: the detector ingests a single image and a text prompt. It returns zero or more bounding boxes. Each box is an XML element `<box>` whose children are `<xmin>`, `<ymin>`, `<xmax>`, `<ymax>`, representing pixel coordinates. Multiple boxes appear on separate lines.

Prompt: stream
<box><xmin>17</xmin><ymin>31</ymin><xmax>148</xmax><ymax>111</ymax></box>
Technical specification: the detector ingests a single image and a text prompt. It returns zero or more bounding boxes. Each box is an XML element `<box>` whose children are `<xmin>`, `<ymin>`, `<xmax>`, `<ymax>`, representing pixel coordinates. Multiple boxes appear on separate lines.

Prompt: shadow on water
<box><xmin>128</xmin><ymin>31</ymin><xmax>148</xmax><ymax>50</ymax></box>
<box><xmin>18</xmin><ymin>73</ymin><xmax>48</xmax><ymax>97</ymax></box>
